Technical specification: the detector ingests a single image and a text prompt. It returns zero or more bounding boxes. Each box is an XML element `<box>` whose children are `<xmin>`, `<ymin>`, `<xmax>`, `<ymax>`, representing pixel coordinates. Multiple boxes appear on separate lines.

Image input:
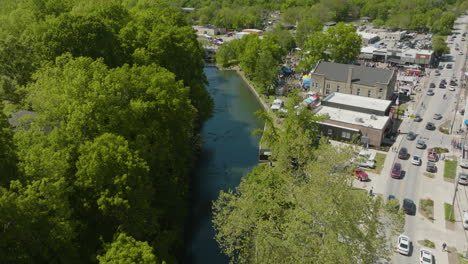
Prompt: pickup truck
<box><xmin>354</xmin><ymin>169</ymin><xmax>369</xmax><ymax>181</ymax></box>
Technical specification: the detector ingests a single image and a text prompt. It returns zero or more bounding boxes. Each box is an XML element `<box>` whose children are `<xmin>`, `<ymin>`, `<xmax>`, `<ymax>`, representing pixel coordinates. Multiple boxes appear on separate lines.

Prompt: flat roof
<box><xmin>314</xmin><ymin>106</ymin><xmax>390</xmax><ymax>130</ymax></box>
<box><xmin>357</xmin><ymin>31</ymin><xmax>378</xmax><ymax>40</ymax></box>
<box><xmin>322</xmin><ymin>93</ymin><xmax>392</xmax><ymax>112</ymax></box>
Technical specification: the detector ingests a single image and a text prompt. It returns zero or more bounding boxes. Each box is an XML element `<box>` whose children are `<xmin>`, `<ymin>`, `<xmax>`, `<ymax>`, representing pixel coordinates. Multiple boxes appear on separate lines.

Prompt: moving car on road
<box><xmin>412</xmin><ymin>155</ymin><xmax>421</xmax><ymax>166</ymax></box>
<box><xmin>414</xmin><ymin>114</ymin><xmax>422</xmax><ymax>122</ymax></box>
<box><xmin>402</xmin><ymin>199</ymin><xmax>415</xmax><ymax>215</ymax></box>
<box><xmin>419</xmin><ymin>248</ymin><xmax>433</xmax><ymax>264</ymax></box>
<box><xmin>391</xmin><ymin>163</ymin><xmax>402</xmax><ymax>179</ymax></box>
<box><xmin>397</xmin><ymin>234</ymin><xmax>411</xmax><ymax>255</ymax></box>
<box><xmin>426</xmin><ymin>89</ymin><xmax>434</xmax><ymax>96</ymax></box>
<box><xmin>406</xmin><ymin>131</ymin><xmax>416</xmax><ymax>140</ymax></box>
<box><xmin>416</xmin><ymin>140</ymin><xmax>426</xmax><ymax>149</ymax></box>
<box><xmin>458</xmin><ymin>173</ymin><xmax>468</xmax><ymax>185</ymax></box>
<box><xmin>354</xmin><ymin>168</ymin><xmax>369</xmax><ymax>181</ymax></box>
<box><xmin>425</xmin><ymin>122</ymin><xmax>436</xmax><ymax>130</ymax></box>
<box><xmin>398</xmin><ymin>147</ymin><xmax>409</xmax><ymax>159</ymax></box>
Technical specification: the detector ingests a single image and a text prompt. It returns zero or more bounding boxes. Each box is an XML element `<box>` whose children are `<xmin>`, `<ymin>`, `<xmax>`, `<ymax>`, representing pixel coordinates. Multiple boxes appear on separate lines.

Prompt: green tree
<box><xmin>432</xmin><ymin>12</ymin><xmax>456</xmax><ymax>35</ymax></box>
<box><xmin>299</xmin><ymin>22</ymin><xmax>361</xmax><ymax>72</ymax></box>
<box><xmin>213</xmin><ymin>104</ymin><xmax>396</xmax><ymax>263</ymax></box>
<box><xmin>0</xmin><ymin>102</ymin><xmax>16</xmax><ymax>185</ymax></box>
<box><xmin>432</xmin><ymin>35</ymin><xmax>450</xmax><ymax>57</ymax></box>
<box><xmin>97</xmin><ymin>233</ymin><xmax>160</xmax><ymax>264</ymax></box>
<box><xmin>295</xmin><ymin>17</ymin><xmax>323</xmax><ymax>48</ymax></box>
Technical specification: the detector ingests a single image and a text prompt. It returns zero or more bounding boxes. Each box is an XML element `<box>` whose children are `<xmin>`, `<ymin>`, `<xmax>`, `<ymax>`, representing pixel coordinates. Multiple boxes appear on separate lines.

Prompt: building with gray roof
<box><xmin>309</xmin><ymin>61</ymin><xmax>396</xmax><ymax>100</ymax></box>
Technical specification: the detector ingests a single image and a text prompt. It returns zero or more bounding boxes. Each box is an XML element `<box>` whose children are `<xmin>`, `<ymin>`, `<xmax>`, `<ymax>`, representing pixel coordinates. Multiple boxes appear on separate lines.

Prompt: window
<box><xmin>326</xmin><ymin>89</ymin><xmax>330</xmax><ymax>95</ymax></box>
<box><xmin>336</xmin><ymin>85</ymin><xmax>340</xmax><ymax>92</ymax></box>
<box><xmin>326</xmin><ymin>83</ymin><xmax>330</xmax><ymax>89</ymax></box>
<box><xmin>327</xmin><ymin>129</ymin><xmax>333</xmax><ymax>136</ymax></box>
<box><xmin>368</xmin><ymin>90</ymin><xmax>371</xmax><ymax>97</ymax></box>
<box><xmin>357</xmin><ymin>88</ymin><xmax>361</xmax><ymax>95</ymax></box>
<box><xmin>379</xmin><ymin>88</ymin><xmax>383</xmax><ymax>93</ymax></box>
<box><xmin>342</xmin><ymin>131</ymin><xmax>351</xmax><ymax>140</ymax></box>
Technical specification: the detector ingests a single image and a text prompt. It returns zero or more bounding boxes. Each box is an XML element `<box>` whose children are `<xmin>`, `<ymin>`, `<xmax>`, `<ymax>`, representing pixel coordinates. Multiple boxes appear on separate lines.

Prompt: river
<box><xmin>185</xmin><ymin>67</ymin><xmax>264</xmax><ymax>263</ymax></box>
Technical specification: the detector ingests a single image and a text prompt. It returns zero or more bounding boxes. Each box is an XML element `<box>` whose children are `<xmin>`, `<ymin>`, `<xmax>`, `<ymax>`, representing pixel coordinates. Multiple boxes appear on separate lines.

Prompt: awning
<box><xmin>387</xmin><ymin>58</ymin><xmax>404</xmax><ymax>64</ymax></box>
<box><xmin>464</xmin><ymin>120</ymin><xmax>468</xmax><ymax>125</ymax></box>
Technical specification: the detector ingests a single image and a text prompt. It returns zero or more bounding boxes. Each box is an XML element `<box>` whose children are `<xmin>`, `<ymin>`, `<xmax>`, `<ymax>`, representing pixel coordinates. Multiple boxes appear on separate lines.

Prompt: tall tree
<box><xmin>97</xmin><ymin>233</ymin><xmax>160</xmax><ymax>264</ymax></box>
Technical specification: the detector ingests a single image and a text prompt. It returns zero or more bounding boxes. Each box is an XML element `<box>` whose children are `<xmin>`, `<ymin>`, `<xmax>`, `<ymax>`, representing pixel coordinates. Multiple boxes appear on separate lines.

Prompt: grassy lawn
<box><xmin>368</xmin><ymin>153</ymin><xmax>386</xmax><ymax>174</ymax></box>
<box><xmin>444</xmin><ymin>160</ymin><xmax>457</xmax><ymax>180</ymax></box>
<box><xmin>444</xmin><ymin>203</ymin><xmax>456</xmax><ymax>222</ymax></box>
<box><xmin>458</xmin><ymin>254</ymin><xmax>468</xmax><ymax>264</ymax></box>
<box><xmin>419</xmin><ymin>199</ymin><xmax>434</xmax><ymax>220</ymax></box>
<box><xmin>429</xmin><ymin>147</ymin><xmax>449</xmax><ymax>154</ymax></box>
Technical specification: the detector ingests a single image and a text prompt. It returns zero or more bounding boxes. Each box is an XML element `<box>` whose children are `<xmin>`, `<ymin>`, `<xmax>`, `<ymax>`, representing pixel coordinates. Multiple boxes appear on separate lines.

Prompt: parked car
<box><xmin>463</xmin><ymin>211</ymin><xmax>468</xmax><ymax>229</ymax></box>
<box><xmin>458</xmin><ymin>173</ymin><xmax>468</xmax><ymax>185</ymax></box>
<box><xmin>391</xmin><ymin>163</ymin><xmax>402</xmax><ymax>179</ymax></box>
<box><xmin>427</xmin><ymin>151</ymin><xmax>438</xmax><ymax>162</ymax></box>
<box><xmin>406</xmin><ymin>131</ymin><xmax>416</xmax><ymax>140</ymax></box>
<box><xmin>447</xmin><ymin>63</ymin><xmax>453</xmax><ymax>69</ymax></box>
<box><xmin>354</xmin><ymin>168</ymin><xmax>369</xmax><ymax>181</ymax></box>
<box><xmin>414</xmin><ymin>114</ymin><xmax>422</xmax><ymax>122</ymax></box>
<box><xmin>426</xmin><ymin>161</ymin><xmax>437</xmax><ymax>173</ymax></box>
<box><xmin>425</xmin><ymin>122</ymin><xmax>436</xmax><ymax>130</ymax></box>
<box><xmin>419</xmin><ymin>248</ymin><xmax>433</xmax><ymax>264</ymax></box>
<box><xmin>429</xmin><ymin>82</ymin><xmax>436</xmax><ymax>88</ymax></box>
<box><xmin>355</xmin><ymin>150</ymin><xmax>376</xmax><ymax>168</ymax></box>
<box><xmin>439</xmin><ymin>82</ymin><xmax>446</xmax><ymax>88</ymax></box>
<box><xmin>449</xmin><ymin>85</ymin><xmax>456</xmax><ymax>91</ymax></box>
<box><xmin>402</xmin><ymin>199</ymin><xmax>415</xmax><ymax>215</ymax></box>
<box><xmin>397</xmin><ymin>234</ymin><xmax>411</xmax><ymax>255</ymax></box>
<box><xmin>398</xmin><ymin>148</ymin><xmax>409</xmax><ymax>159</ymax></box>
<box><xmin>416</xmin><ymin>140</ymin><xmax>426</xmax><ymax>149</ymax></box>
<box><xmin>433</xmin><ymin>113</ymin><xmax>442</xmax><ymax>120</ymax></box>
<box><xmin>412</xmin><ymin>155</ymin><xmax>421</xmax><ymax>166</ymax></box>
<box><xmin>441</xmin><ymin>79</ymin><xmax>447</xmax><ymax>84</ymax></box>
<box><xmin>426</xmin><ymin>89</ymin><xmax>434</xmax><ymax>96</ymax></box>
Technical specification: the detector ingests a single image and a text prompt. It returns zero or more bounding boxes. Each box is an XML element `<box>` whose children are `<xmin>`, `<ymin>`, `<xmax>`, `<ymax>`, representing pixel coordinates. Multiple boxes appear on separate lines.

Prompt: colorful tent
<box><xmin>302</xmin><ymin>75</ymin><xmax>311</xmax><ymax>88</ymax></box>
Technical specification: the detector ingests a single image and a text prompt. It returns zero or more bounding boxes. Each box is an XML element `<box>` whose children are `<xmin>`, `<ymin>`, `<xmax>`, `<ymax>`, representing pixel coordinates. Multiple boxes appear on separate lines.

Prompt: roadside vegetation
<box><xmin>430</xmin><ymin>147</ymin><xmax>450</xmax><ymax>154</ymax></box>
<box><xmin>419</xmin><ymin>239</ymin><xmax>436</xmax><ymax>249</ymax></box>
<box><xmin>444</xmin><ymin>160</ymin><xmax>458</xmax><ymax>180</ymax></box>
<box><xmin>419</xmin><ymin>199</ymin><xmax>434</xmax><ymax>220</ymax></box>
<box><xmin>445</xmin><ymin>203</ymin><xmax>456</xmax><ymax>222</ymax></box>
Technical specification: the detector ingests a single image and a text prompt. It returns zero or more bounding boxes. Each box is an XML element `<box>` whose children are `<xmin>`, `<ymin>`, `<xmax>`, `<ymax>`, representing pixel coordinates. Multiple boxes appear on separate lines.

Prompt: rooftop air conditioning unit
<box><xmin>370</xmin><ymin>114</ymin><xmax>377</xmax><ymax>120</ymax></box>
<box><xmin>355</xmin><ymin>117</ymin><xmax>364</xmax><ymax>123</ymax></box>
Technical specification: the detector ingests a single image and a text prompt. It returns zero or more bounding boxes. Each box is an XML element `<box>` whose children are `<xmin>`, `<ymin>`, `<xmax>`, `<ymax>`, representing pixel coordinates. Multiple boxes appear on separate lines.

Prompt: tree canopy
<box><xmin>0</xmin><ymin>0</ymin><xmax>213</xmax><ymax>263</ymax></box>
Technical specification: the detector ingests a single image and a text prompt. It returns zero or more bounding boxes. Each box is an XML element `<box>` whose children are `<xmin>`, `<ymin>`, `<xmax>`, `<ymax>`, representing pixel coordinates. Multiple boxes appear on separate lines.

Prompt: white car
<box><xmin>463</xmin><ymin>211</ymin><xmax>468</xmax><ymax>229</ymax></box>
<box><xmin>411</xmin><ymin>155</ymin><xmax>421</xmax><ymax>166</ymax></box>
<box><xmin>420</xmin><ymin>248</ymin><xmax>433</xmax><ymax>264</ymax></box>
<box><xmin>397</xmin><ymin>234</ymin><xmax>410</xmax><ymax>255</ymax></box>
<box><xmin>449</xmin><ymin>85</ymin><xmax>456</xmax><ymax>91</ymax></box>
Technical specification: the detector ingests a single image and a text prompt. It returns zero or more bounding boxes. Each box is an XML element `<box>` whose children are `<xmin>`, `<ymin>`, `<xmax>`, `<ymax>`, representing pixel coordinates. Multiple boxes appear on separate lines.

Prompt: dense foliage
<box><xmin>0</xmin><ymin>0</ymin><xmax>212</xmax><ymax>263</ymax></box>
<box><xmin>179</xmin><ymin>0</ymin><xmax>466</xmax><ymax>34</ymax></box>
<box><xmin>213</xmin><ymin>96</ymin><xmax>402</xmax><ymax>263</ymax></box>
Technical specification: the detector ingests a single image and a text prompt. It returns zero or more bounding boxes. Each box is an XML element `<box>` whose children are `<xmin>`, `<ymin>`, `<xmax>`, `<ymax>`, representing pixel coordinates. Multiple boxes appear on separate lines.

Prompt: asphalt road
<box><xmin>388</xmin><ymin>15</ymin><xmax>468</xmax><ymax>264</ymax></box>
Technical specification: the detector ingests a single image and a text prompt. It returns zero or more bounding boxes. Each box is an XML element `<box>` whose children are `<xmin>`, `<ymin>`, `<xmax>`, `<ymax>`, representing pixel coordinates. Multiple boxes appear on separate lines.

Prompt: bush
<box><xmin>421</xmin><ymin>239</ymin><xmax>436</xmax><ymax>248</ymax></box>
<box><xmin>444</xmin><ymin>203</ymin><xmax>455</xmax><ymax>222</ymax></box>
<box><xmin>429</xmin><ymin>147</ymin><xmax>449</xmax><ymax>154</ymax></box>
<box><xmin>444</xmin><ymin>160</ymin><xmax>457</xmax><ymax>180</ymax></box>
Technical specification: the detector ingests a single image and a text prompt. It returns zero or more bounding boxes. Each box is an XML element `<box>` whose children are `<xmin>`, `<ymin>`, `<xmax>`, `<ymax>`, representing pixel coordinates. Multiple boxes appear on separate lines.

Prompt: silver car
<box><xmin>427</xmin><ymin>89</ymin><xmax>434</xmax><ymax>96</ymax></box>
<box><xmin>459</xmin><ymin>173</ymin><xmax>468</xmax><ymax>185</ymax></box>
<box><xmin>433</xmin><ymin>113</ymin><xmax>442</xmax><ymax>120</ymax></box>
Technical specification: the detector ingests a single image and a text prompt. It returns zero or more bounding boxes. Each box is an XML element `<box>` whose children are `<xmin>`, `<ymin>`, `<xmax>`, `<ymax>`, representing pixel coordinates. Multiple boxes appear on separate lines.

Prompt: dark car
<box><xmin>447</xmin><ymin>64</ymin><xmax>453</xmax><ymax>69</ymax></box>
<box><xmin>426</xmin><ymin>161</ymin><xmax>437</xmax><ymax>173</ymax></box>
<box><xmin>429</xmin><ymin>83</ymin><xmax>436</xmax><ymax>88</ymax></box>
<box><xmin>391</xmin><ymin>163</ymin><xmax>402</xmax><ymax>179</ymax></box>
<box><xmin>426</xmin><ymin>122</ymin><xmax>436</xmax><ymax>130</ymax></box>
<box><xmin>416</xmin><ymin>139</ymin><xmax>426</xmax><ymax>149</ymax></box>
<box><xmin>402</xmin><ymin>199</ymin><xmax>415</xmax><ymax>215</ymax></box>
<box><xmin>398</xmin><ymin>148</ymin><xmax>409</xmax><ymax>159</ymax></box>
<box><xmin>406</xmin><ymin>131</ymin><xmax>416</xmax><ymax>141</ymax></box>
<box><xmin>450</xmin><ymin>80</ymin><xmax>457</xmax><ymax>86</ymax></box>
<box><xmin>439</xmin><ymin>83</ymin><xmax>446</xmax><ymax>88</ymax></box>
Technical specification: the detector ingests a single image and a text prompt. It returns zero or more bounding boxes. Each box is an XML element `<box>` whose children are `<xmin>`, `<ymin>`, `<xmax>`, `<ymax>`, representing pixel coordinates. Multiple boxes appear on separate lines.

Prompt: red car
<box><xmin>427</xmin><ymin>151</ymin><xmax>438</xmax><ymax>162</ymax></box>
<box><xmin>354</xmin><ymin>168</ymin><xmax>369</xmax><ymax>181</ymax></box>
<box><xmin>391</xmin><ymin>163</ymin><xmax>402</xmax><ymax>179</ymax></box>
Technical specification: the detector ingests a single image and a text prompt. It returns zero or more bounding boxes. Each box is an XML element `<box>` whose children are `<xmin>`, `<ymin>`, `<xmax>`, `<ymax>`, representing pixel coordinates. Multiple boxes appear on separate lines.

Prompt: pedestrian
<box><xmin>442</xmin><ymin>242</ymin><xmax>447</xmax><ymax>251</ymax></box>
<box><xmin>369</xmin><ymin>187</ymin><xmax>373</xmax><ymax>197</ymax></box>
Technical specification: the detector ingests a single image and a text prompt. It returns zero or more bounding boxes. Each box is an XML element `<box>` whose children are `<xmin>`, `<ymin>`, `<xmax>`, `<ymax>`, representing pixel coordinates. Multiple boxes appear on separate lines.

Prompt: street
<box><xmin>350</xmin><ymin>14</ymin><xmax>468</xmax><ymax>264</ymax></box>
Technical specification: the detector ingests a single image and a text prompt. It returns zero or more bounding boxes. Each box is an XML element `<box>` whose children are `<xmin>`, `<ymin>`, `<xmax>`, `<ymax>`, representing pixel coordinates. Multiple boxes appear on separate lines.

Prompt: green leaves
<box><xmin>97</xmin><ymin>233</ymin><xmax>158</xmax><ymax>264</ymax></box>
<box><xmin>432</xmin><ymin>35</ymin><xmax>450</xmax><ymax>57</ymax></box>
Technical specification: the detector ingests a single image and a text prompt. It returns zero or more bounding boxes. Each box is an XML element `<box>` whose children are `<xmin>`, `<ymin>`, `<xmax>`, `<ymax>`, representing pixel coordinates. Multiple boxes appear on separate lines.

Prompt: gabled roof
<box><xmin>312</xmin><ymin>61</ymin><xmax>395</xmax><ymax>86</ymax></box>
